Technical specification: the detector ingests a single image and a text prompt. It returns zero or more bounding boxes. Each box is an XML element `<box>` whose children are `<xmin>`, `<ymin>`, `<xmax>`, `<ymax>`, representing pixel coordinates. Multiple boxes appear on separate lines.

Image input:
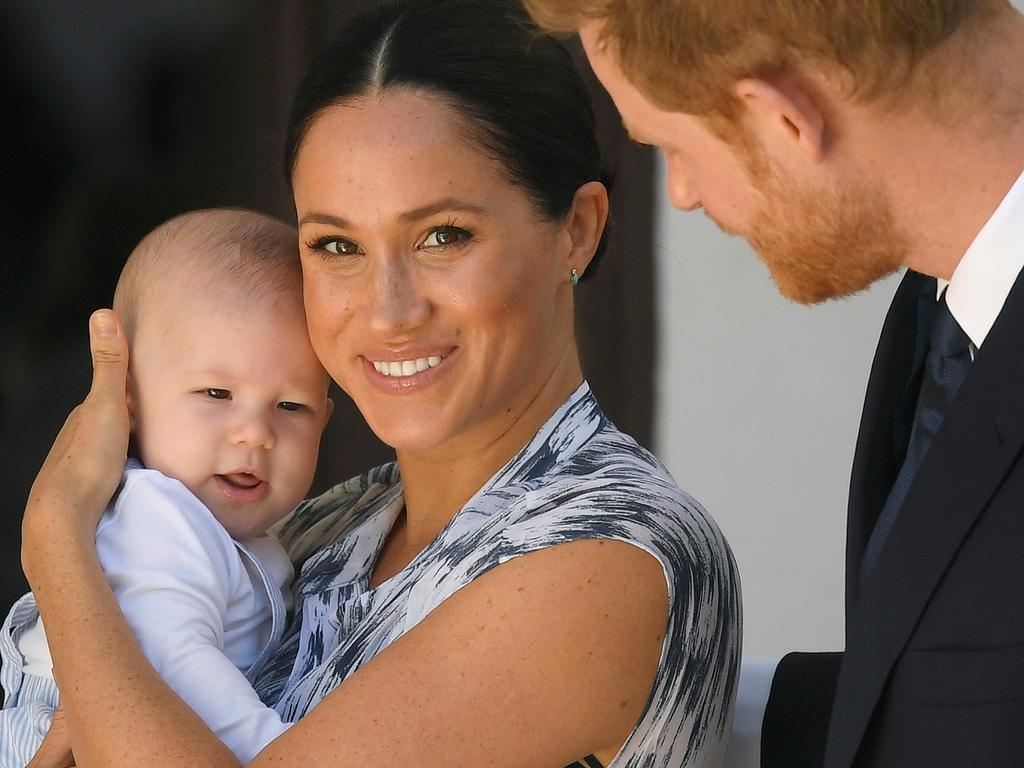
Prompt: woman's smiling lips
<box><xmin>363</xmin><ymin>348</ymin><xmax>456</xmax><ymax>392</ymax></box>
<box><xmin>215</xmin><ymin>472</ymin><xmax>269</xmax><ymax>503</ymax></box>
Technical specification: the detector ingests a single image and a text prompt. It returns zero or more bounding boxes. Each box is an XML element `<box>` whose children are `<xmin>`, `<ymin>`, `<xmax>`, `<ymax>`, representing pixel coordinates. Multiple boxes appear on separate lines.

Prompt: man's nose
<box><xmin>666</xmin><ymin>161</ymin><xmax>702</xmax><ymax>212</ymax></box>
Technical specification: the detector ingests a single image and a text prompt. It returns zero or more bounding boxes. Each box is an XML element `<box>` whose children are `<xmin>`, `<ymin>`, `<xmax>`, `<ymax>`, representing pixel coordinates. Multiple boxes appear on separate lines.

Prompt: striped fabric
<box><xmin>252</xmin><ymin>382</ymin><xmax>741</xmax><ymax>767</ymax></box>
<box><xmin>567</xmin><ymin>755</ymin><xmax>606</xmax><ymax>768</ymax></box>
<box><xmin>0</xmin><ymin>595</ymin><xmax>59</xmax><ymax>768</ymax></box>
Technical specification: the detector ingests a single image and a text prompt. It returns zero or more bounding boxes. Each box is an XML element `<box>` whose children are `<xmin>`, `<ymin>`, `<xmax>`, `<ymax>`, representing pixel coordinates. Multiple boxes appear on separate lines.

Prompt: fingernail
<box><xmin>92</xmin><ymin>312</ymin><xmax>116</xmax><ymax>338</ymax></box>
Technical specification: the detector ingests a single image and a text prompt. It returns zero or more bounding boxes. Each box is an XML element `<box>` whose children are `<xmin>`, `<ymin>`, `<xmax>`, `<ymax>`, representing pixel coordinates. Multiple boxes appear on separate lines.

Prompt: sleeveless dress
<box><xmin>251</xmin><ymin>382</ymin><xmax>741</xmax><ymax>767</ymax></box>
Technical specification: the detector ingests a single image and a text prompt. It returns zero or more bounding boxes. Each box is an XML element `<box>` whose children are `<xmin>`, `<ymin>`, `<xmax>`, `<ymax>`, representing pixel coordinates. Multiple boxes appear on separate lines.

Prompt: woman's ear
<box><xmin>564</xmin><ymin>181</ymin><xmax>610</xmax><ymax>279</ymax></box>
<box><xmin>734</xmin><ymin>77</ymin><xmax>826</xmax><ymax>163</ymax></box>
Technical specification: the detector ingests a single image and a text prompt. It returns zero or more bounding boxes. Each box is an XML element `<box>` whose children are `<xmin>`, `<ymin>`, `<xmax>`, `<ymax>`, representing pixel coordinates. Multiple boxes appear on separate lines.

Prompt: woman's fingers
<box><xmin>26</xmin><ymin>708</ymin><xmax>75</xmax><ymax>768</ymax></box>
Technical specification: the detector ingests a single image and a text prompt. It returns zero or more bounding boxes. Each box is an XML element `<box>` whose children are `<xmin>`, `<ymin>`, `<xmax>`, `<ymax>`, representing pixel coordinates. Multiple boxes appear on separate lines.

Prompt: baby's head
<box><xmin>114</xmin><ymin>208</ymin><xmax>332</xmax><ymax>540</ymax></box>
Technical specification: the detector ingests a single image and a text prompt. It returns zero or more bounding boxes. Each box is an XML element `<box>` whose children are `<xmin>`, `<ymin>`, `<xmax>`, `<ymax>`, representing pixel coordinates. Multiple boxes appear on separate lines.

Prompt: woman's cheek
<box><xmin>304</xmin><ymin>283</ymin><xmax>355</xmax><ymax>378</ymax></box>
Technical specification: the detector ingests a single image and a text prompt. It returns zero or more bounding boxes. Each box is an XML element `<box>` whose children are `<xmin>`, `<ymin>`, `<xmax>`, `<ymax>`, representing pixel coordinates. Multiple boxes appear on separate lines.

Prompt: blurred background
<box><xmin>12</xmin><ymin>0</ymin><xmax>1007</xmax><ymax>660</ymax></box>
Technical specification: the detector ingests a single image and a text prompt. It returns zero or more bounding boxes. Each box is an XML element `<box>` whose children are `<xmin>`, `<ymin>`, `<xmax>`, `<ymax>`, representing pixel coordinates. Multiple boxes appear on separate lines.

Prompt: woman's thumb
<box><xmin>87</xmin><ymin>309</ymin><xmax>129</xmax><ymax>405</ymax></box>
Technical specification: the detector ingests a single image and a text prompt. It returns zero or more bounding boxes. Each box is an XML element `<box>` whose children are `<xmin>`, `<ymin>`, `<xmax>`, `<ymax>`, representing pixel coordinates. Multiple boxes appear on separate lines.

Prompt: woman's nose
<box><xmin>231</xmin><ymin>412</ymin><xmax>275</xmax><ymax>450</ymax></box>
<box><xmin>367</xmin><ymin>259</ymin><xmax>431</xmax><ymax>335</ymax></box>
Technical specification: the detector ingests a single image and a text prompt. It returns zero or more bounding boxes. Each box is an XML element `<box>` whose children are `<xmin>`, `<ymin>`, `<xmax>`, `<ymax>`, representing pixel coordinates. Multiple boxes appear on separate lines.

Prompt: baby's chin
<box><xmin>195</xmin><ymin>490</ymin><xmax>288</xmax><ymax>542</ymax></box>
<box><xmin>213</xmin><ymin>514</ymin><xmax>281</xmax><ymax>542</ymax></box>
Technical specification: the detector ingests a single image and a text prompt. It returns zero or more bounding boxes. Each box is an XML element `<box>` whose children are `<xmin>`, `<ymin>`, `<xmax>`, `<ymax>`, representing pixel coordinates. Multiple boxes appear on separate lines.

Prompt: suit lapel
<box><xmin>845</xmin><ymin>271</ymin><xmax>934</xmax><ymax>612</ymax></box>
<box><xmin>825</xmin><ymin>269</ymin><xmax>1024</xmax><ymax>768</ymax></box>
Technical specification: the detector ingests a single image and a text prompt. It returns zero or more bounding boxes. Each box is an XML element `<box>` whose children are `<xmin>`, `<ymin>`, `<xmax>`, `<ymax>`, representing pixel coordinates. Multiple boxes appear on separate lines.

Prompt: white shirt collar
<box><xmin>941</xmin><ymin>168</ymin><xmax>1024</xmax><ymax>349</ymax></box>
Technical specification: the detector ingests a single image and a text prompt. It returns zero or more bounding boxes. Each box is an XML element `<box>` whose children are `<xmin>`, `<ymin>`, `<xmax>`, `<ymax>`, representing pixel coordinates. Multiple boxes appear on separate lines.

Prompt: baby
<box><xmin>0</xmin><ymin>208</ymin><xmax>332</xmax><ymax>766</ymax></box>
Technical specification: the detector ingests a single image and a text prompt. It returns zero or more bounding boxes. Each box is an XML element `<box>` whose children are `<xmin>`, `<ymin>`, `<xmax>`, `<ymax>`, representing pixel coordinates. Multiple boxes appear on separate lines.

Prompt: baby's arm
<box><xmin>96</xmin><ymin>471</ymin><xmax>290</xmax><ymax>764</ymax></box>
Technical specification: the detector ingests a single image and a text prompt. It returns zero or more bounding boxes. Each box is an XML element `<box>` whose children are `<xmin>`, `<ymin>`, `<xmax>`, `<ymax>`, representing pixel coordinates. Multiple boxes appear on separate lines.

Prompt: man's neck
<box><xmin>865</xmin><ymin>12</ymin><xmax>1024</xmax><ymax>280</ymax></box>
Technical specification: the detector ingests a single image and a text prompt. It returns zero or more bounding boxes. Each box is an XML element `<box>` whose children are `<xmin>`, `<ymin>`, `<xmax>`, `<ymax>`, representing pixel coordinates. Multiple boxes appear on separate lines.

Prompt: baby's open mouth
<box><xmin>215</xmin><ymin>472</ymin><xmax>270</xmax><ymax>504</ymax></box>
<box><xmin>218</xmin><ymin>472</ymin><xmax>263</xmax><ymax>489</ymax></box>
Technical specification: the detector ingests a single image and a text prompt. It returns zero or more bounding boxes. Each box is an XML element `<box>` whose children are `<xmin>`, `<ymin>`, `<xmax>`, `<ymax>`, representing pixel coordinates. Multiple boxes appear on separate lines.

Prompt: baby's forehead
<box><xmin>132</xmin><ymin>281</ymin><xmax>325</xmax><ymax>383</ymax></box>
<box><xmin>139</xmin><ymin>273</ymin><xmax>305</xmax><ymax>334</ymax></box>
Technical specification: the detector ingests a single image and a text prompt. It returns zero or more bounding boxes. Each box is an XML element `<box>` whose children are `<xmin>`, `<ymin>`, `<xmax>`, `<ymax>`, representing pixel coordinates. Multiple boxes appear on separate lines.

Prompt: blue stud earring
<box><xmin>570</xmin><ymin>268</ymin><xmax>580</xmax><ymax>287</ymax></box>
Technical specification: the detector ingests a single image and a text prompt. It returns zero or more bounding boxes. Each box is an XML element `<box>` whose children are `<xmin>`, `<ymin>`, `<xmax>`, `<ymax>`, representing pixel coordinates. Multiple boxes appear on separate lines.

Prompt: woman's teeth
<box><xmin>372</xmin><ymin>356</ymin><xmax>442</xmax><ymax>377</ymax></box>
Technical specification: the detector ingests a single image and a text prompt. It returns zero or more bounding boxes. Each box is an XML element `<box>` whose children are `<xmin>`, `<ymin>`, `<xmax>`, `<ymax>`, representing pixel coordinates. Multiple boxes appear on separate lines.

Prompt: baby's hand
<box><xmin>26</xmin><ymin>708</ymin><xmax>75</xmax><ymax>768</ymax></box>
<box><xmin>22</xmin><ymin>310</ymin><xmax>130</xmax><ymax>582</ymax></box>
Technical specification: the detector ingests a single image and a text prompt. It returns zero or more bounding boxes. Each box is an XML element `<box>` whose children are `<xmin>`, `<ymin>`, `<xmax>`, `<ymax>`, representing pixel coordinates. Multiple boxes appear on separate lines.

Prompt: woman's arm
<box><xmin>249</xmin><ymin>537</ymin><xmax>669</xmax><ymax>768</ymax></box>
<box><xmin>25</xmin><ymin>312</ymin><xmax>672</xmax><ymax>768</ymax></box>
<box><xmin>22</xmin><ymin>311</ymin><xmax>236</xmax><ymax>767</ymax></box>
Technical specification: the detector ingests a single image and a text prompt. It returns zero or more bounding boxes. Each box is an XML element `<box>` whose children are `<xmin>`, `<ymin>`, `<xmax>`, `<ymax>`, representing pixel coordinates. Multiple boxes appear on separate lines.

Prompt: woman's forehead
<box><xmin>297</xmin><ymin>93</ymin><xmax>484</xmax><ymax>177</ymax></box>
<box><xmin>292</xmin><ymin>93</ymin><xmax>518</xmax><ymax>221</ymax></box>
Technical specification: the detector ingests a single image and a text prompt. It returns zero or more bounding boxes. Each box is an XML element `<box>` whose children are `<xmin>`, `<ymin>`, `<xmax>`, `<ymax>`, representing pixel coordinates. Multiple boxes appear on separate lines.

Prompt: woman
<box><xmin>21</xmin><ymin>1</ymin><xmax>740</xmax><ymax>766</ymax></box>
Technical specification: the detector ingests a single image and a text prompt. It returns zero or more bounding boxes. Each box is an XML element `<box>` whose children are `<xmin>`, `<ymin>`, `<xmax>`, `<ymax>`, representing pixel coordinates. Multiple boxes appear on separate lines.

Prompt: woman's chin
<box><xmin>365</xmin><ymin>416</ymin><xmax>455</xmax><ymax>456</ymax></box>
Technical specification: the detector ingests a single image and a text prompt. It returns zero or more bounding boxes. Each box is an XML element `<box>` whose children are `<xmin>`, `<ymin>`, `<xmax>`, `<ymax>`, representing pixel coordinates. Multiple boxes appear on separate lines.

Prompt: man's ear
<box><xmin>564</xmin><ymin>180</ymin><xmax>611</xmax><ymax>280</ymax></box>
<box><xmin>735</xmin><ymin>77</ymin><xmax>826</xmax><ymax>163</ymax></box>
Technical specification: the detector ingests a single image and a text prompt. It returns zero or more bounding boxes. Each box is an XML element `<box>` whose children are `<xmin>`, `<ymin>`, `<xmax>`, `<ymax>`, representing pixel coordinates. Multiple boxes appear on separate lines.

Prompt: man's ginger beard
<box><xmin>712</xmin><ymin>132</ymin><xmax>908</xmax><ymax>305</ymax></box>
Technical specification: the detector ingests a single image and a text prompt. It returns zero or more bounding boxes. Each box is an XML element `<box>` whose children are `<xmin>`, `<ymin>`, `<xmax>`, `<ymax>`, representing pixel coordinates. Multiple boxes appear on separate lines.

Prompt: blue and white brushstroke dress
<box><xmin>252</xmin><ymin>382</ymin><xmax>741</xmax><ymax>767</ymax></box>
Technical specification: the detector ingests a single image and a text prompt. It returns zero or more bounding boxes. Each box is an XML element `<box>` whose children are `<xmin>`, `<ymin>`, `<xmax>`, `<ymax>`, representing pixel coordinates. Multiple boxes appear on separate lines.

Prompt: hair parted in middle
<box><xmin>284</xmin><ymin>0</ymin><xmax>613</xmax><ymax>271</ymax></box>
<box><xmin>525</xmin><ymin>0</ymin><xmax>1012</xmax><ymax>120</ymax></box>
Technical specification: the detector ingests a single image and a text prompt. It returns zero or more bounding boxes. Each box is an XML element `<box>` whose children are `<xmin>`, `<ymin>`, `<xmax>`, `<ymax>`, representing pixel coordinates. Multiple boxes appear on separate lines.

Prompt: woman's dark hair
<box><xmin>285</xmin><ymin>0</ymin><xmax>613</xmax><ymax>269</ymax></box>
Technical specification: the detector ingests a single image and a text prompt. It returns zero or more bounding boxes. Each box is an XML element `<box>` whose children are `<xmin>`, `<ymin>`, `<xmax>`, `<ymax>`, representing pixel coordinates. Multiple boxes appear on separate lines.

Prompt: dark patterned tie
<box><xmin>860</xmin><ymin>291</ymin><xmax>974</xmax><ymax>582</ymax></box>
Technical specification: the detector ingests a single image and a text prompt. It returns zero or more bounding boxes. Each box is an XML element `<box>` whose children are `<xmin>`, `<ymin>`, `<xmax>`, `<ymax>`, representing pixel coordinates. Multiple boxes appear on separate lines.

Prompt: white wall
<box><xmin>651</xmin><ymin>161</ymin><xmax>901</xmax><ymax>657</ymax></box>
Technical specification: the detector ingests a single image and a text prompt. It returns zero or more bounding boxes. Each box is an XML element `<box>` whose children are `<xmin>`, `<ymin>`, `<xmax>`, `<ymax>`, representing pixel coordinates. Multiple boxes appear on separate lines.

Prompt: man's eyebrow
<box><xmin>299</xmin><ymin>198</ymin><xmax>488</xmax><ymax>228</ymax></box>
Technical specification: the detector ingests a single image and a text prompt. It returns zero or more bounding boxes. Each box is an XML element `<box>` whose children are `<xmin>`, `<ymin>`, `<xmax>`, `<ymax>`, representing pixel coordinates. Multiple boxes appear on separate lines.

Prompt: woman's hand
<box><xmin>18</xmin><ymin>310</ymin><xmax>238</xmax><ymax>768</ymax></box>
<box><xmin>22</xmin><ymin>310</ymin><xmax>130</xmax><ymax>581</ymax></box>
<box><xmin>26</xmin><ymin>709</ymin><xmax>75</xmax><ymax>768</ymax></box>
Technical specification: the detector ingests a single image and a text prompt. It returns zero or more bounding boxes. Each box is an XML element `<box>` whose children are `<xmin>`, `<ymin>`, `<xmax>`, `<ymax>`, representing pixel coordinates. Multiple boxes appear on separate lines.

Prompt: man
<box><xmin>525</xmin><ymin>1</ymin><xmax>1024</xmax><ymax>766</ymax></box>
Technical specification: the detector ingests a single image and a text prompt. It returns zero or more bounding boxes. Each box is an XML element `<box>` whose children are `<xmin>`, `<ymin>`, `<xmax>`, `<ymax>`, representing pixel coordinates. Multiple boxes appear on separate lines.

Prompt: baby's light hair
<box><xmin>113</xmin><ymin>208</ymin><xmax>301</xmax><ymax>341</ymax></box>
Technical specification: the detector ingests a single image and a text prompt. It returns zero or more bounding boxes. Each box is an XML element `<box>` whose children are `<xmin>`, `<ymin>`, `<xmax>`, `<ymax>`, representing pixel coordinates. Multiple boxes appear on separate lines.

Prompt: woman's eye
<box><xmin>305</xmin><ymin>236</ymin><xmax>362</xmax><ymax>258</ymax></box>
<box><xmin>203</xmin><ymin>388</ymin><xmax>231</xmax><ymax>400</ymax></box>
<box><xmin>325</xmin><ymin>239</ymin><xmax>359</xmax><ymax>255</ymax></box>
<box><xmin>277</xmin><ymin>401</ymin><xmax>306</xmax><ymax>412</ymax></box>
<box><xmin>423</xmin><ymin>226</ymin><xmax>471</xmax><ymax>248</ymax></box>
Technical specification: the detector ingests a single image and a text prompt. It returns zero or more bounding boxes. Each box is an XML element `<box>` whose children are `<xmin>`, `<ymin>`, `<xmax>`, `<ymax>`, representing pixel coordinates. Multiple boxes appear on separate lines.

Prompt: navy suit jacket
<box><xmin>762</xmin><ymin>268</ymin><xmax>1024</xmax><ymax>768</ymax></box>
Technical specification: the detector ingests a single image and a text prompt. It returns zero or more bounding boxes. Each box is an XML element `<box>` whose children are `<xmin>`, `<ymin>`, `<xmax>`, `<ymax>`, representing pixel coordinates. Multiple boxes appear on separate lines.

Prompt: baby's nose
<box><xmin>231</xmin><ymin>413</ymin><xmax>275</xmax><ymax>450</ymax></box>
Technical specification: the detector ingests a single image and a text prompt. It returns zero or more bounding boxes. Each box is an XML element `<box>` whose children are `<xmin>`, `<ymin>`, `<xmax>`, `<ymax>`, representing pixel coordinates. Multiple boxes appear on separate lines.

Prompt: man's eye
<box><xmin>423</xmin><ymin>226</ymin><xmax>471</xmax><ymax>248</ymax></box>
<box><xmin>278</xmin><ymin>401</ymin><xmax>305</xmax><ymax>412</ymax></box>
<box><xmin>204</xmin><ymin>388</ymin><xmax>231</xmax><ymax>400</ymax></box>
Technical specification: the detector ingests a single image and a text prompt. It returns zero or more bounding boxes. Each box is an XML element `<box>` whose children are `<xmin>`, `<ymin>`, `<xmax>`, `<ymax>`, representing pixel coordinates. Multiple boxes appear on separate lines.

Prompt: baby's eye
<box><xmin>203</xmin><ymin>388</ymin><xmax>231</xmax><ymax>400</ymax></box>
<box><xmin>423</xmin><ymin>226</ymin><xmax>472</xmax><ymax>249</ymax></box>
<box><xmin>277</xmin><ymin>401</ymin><xmax>306</xmax><ymax>412</ymax></box>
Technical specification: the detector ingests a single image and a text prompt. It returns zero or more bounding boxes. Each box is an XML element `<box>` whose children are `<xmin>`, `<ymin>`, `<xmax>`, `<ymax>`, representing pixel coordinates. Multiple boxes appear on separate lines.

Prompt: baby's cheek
<box><xmin>282</xmin><ymin>427</ymin><xmax>323</xmax><ymax>497</ymax></box>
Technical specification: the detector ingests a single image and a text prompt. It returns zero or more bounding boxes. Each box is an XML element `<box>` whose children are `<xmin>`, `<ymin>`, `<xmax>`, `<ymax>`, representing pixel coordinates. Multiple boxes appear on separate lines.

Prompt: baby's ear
<box><xmin>125</xmin><ymin>373</ymin><xmax>138</xmax><ymax>432</ymax></box>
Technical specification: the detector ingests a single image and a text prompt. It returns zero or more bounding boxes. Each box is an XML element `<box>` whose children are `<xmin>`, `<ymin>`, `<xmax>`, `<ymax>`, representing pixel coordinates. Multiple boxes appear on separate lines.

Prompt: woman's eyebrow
<box><xmin>299</xmin><ymin>199</ymin><xmax>487</xmax><ymax>229</ymax></box>
<box><xmin>398</xmin><ymin>199</ymin><xmax>487</xmax><ymax>222</ymax></box>
<box><xmin>299</xmin><ymin>212</ymin><xmax>352</xmax><ymax>228</ymax></box>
